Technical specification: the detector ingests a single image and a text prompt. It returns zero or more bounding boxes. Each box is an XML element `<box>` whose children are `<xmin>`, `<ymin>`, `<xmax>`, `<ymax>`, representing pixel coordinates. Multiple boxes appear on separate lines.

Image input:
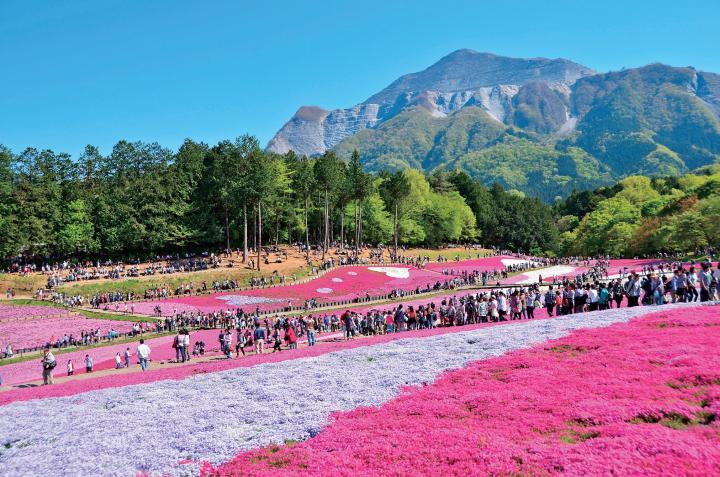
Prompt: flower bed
<box><xmin>0</xmin><ymin>327</ymin><xmax>343</xmax><ymax>387</ymax></box>
<box><xmin>130</xmin><ymin>263</ymin><xmax>450</xmax><ymax>315</ymax></box>
<box><xmin>0</xmin><ymin>314</ymin><xmax>135</xmax><ymax>350</ymax></box>
<box><xmin>0</xmin><ymin>303</ymin><xmax>705</xmax><ymax>477</ymax></box>
<box><xmin>0</xmin><ymin>286</ymin><xmax>554</xmax><ymax>392</ymax></box>
<box><xmin>0</xmin><ymin>304</ymin><xmax>68</xmax><ymax>321</ymax></box>
<box><xmin>206</xmin><ymin>304</ymin><xmax>720</xmax><ymax>477</ymax></box>
<box><xmin>424</xmin><ymin>256</ymin><xmax>519</xmax><ymax>275</ymax></box>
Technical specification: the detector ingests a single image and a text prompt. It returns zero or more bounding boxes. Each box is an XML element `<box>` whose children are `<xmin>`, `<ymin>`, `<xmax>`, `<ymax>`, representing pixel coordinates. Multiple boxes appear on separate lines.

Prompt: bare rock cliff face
<box><xmin>267</xmin><ymin>49</ymin><xmax>596</xmax><ymax>156</ymax></box>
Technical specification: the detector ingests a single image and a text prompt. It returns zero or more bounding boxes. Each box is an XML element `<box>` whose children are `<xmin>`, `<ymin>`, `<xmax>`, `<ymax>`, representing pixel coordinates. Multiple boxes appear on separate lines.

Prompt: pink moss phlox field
<box><xmin>203</xmin><ymin>306</ymin><xmax>720</xmax><ymax>477</ymax></box>
<box><xmin>0</xmin><ymin>315</ymin><xmax>135</xmax><ymax>349</ymax></box>
<box><xmin>0</xmin><ymin>305</ymin><xmax>68</xmax><ymax>320</ymax></box>
<box><xmin>0</xmin><ymin>314</ymin><xmax>512</xmax><ymax>405</ymax></box>
<box><xmin>129</xmin><ymin>260</ymin><xmax>487</xmax><ymax>315</ymax></box>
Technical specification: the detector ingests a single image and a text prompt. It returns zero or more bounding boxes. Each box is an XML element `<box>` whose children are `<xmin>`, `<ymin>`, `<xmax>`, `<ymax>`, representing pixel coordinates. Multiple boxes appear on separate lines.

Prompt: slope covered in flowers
<box><xmin>0</xmin><ymin>304</ymin><xmax>679</xmax><ymax>476</ymax></box>
<box><xmin>130</xmin><ymin>258</ymin><xmax>517</xmax><ymax>315</ymax></box>
<box><xmin>205</xmin><ymin>304</ymin><xmax>720</xmax><ymax>477</ymax></box>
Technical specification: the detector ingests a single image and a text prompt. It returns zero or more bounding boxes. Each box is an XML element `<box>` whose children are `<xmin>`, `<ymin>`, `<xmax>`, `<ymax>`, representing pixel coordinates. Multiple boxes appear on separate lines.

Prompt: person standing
<box><xmin>85</xmin><ymin>354</ymin><xmax>94</xmax><ymax>373</ymax></box>
<box><xmin>115</xmin><ymin>352</ymin><xmax>122</xmax><ymax>369</ymax></box>
<box><xmin>124</xmin><ymin>347</ymin><xmax>131</xmax><ymax>368</ymax></box>
<box><xmin>173</xmin><ymin>332</ymin><xmax>183</xmax><ymax>363</ymax></box>
<box><xmin>699</xmin><ymin>263</ymin><xmax>713</xmax><ymax>302</ymax></box>
<box><xmin>253</xmin><ymin>325</ymin><xmax>266</xmax><ymax>354</ymax></box>
<box><xmin>544</xmin><ymin>286</ymin><xmax>555</xmax><ymax>317</ymax></box>
<box><xmin>306</xmin><ymin>317</ymin><xmax>316</xmax><ymax>346</ymax></box>
<box><xmin>41</xmin><ymin>348</ymin><xmax>56</xmax><ymax>385</ymax></box>
<box><xmin>625</xmin><ymin>273</ymin><xmax>642</xmax><ymax>307</ymax></box>
<box><xmin>183</xmin><ymin>330</ymin><xmax>191</xmax><ymax>362</ymax></box>
<box><xmin>136</xmin><ymin>339</ymin><xmax>151</xmax><ymax>371</ymax></box>
<box><xmin>67</xmin><ymin>359</ymin><xmax>74</xmax><ymax>376</ymax></box>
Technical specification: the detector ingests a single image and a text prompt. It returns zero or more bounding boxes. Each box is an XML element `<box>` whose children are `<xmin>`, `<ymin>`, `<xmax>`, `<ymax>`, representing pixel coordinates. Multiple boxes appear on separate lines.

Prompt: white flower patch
<box><xmin>0</xmin><ymin>303</ymin><xmax>708</xmax><ymax>477</ymax></box>
<box><xmin>514</xmin><ymin>265</ymin><xmax>577</xmax><ymax>284</ymax></box>
<box><xmin>500</xmin><ymin>258</ymin><xmax>528</xmax><ymax>267</ymax></box>
<box><xmin>217</xmin><ymin>295</ymin><xmax>283</xmax><ymax>307</ymax></box>
<box><xmin>331</xmin><ymin>278</ymin><xmax>343</xmax><ymax>283</ymax></box>
<box><xmin>347</xmin><ymin>271</ymin><xmax>358</xmax><ymax>276</ymax></box>
<box><xmin>368</xmin><ymin>267</ymin><xmax>410</xmax><ymax>279</ymax></box>
<box><xmin>316</xmin><ymin>288</ymin><xmax>333</xmax><ymax>294</ymax></box>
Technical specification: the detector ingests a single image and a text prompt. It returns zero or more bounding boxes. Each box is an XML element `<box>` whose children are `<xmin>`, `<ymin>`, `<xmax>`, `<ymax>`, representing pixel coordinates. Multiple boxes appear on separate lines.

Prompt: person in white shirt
<box><xmin>41</xmin><ymin>348</ymin><xmax>56</xmax><ymax>385</ymax></box>
<box><xmin>587</xmin><ymin>284</ymin><xmax>599</xmax><ymax>311</ymax></box>
<box><xmin>136</xmin><ymin>339</ymin><xmax>151</xmax><ymax>371</ymax></box>
<box><xmin>182</xmin><ymin>331</ymin><xmax>191</xmax><ymax>362</ymax></box>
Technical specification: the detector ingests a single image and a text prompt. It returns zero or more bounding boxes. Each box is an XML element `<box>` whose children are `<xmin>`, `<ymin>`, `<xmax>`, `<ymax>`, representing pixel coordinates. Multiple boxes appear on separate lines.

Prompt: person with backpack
<box><xmin>41</xmin><ymin>348</ymin><xmax>56</xmax><ymax>385</ymax></box>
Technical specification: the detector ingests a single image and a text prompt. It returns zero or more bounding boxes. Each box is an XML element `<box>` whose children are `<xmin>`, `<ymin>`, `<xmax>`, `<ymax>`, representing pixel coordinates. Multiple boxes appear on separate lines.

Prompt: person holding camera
<box><xmin>41</xmin><ymin>348</ymin><xmax>57</xmax><ymax>385</ymax></box>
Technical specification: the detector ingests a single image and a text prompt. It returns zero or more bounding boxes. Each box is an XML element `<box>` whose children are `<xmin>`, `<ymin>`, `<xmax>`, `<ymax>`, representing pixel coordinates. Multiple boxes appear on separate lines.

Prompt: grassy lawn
<box><xmin>0</xmin><ymin>273</ymin><xmax>47</xmax><ymax>295</ymax></box>
<box><xmin>55</xmin><ymin>263</ymin><xmax>315</xmax><ymax>297</ymax></box>
<box><xmin>410</xmin><ymin>248</ymin><xmax>494</xmax><ymax>261</ymax></box>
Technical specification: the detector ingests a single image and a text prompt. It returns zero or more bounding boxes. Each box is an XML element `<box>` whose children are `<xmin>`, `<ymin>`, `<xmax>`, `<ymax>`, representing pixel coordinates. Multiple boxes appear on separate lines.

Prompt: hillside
<box><xmin>270</xmin><ymin>50</ymin><xmax>720</xmax><ymax>201</ymax></box>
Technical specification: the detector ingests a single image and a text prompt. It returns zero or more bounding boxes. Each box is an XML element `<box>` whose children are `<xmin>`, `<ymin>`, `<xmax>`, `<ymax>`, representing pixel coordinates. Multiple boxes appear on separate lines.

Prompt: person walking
<box><xmin>136</xmin><ymin>339</ymin><xmax>151</xmax><ymax>371</ymax></box>
<box><xmin>41</xmin><ymin>348</ymin><xmax>56</xmax><ymax>385</ymax></box>
<box><xmin>115</xmin><ymin>352</ymin><xmax>122</xmax><ymax>369</ymax></box>
<box><xmin>67</xmin><ymin>359</ymin><xmax>74</xmax><ymax>376</ymax></box>
<box><xmin>124</xmin><ymin>347</ymin><xmax>131</xmax><ymax>368</ymax></box>
<box><xmin>85</xmin><ymin>354</ymin><xmax>94</xmax><ymax>373</ymax></box>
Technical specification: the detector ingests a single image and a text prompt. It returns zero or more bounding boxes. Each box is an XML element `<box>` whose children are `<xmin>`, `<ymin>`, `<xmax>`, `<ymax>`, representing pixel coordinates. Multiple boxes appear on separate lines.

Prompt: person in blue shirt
<box><xmin>253</xmin><ymin>326</ymin><xmax>266</xmax><ymax>354</ymax></box>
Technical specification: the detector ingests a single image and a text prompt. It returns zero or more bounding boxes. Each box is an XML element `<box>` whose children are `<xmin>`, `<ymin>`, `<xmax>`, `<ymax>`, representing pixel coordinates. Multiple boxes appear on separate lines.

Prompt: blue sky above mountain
<box><xmin>1</xmin><ymin>0</ymin><xmax>719</xmax><ymax>156</ymax></box>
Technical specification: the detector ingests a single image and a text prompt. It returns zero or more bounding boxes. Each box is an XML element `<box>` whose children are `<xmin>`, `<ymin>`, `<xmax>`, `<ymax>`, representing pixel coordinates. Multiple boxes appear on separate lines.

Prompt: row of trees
<box><xmin>554</xmin><ymin>170</ymin><xmax>720</xmax><ymax>256</ymax></box>
<box><xmin>0</xmin><ymin>136</ymin><xmax>561</xmax><ymax>265</ymax></box>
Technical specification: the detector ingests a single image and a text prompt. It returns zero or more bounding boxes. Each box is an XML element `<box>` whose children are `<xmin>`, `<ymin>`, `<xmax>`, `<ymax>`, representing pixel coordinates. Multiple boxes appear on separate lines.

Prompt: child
<box><xmin>115</xmin><ymin>352</ymin><xmax>122</xmax><ymax>369</ymax></box>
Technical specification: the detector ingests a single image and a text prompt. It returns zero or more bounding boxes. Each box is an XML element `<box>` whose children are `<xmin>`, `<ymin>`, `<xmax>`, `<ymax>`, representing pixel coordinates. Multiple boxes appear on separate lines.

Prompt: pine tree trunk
<box><xmin>340</xmin><ymin>207</ymin><xmax>344</xmax><ymax>250</ymax></box>
<box><xmin>224</xmin><ymin>206</ymin><xmax>230</xmax><ymax>253</ymax></box>
<box><xmin>243</xmin><ymin>203</ymin><xmax>248</xmax><ymax>263</ymax></box>
<box><xmin>322</xmin><ymin>187</ymin><xmax>329</xmax><ymax>261</ymax></box>
<box><xmin>257</xmin><ymin>200</ymin><xmax>262</xmax><ymax>271</ymax></box>
<box><xmin>304</xmin><ymin>196</ymin><xmax>310</xmax><ymax>262</ymax></box>
<box><xmin>394</xmin><ymin>202</ymin><xmax>398</xmax><ymax>259</ymax></box>
<box><xmin>358</xmin><ymin>205</ymin><xmax>363</xmax><ymax>253</ymax></box>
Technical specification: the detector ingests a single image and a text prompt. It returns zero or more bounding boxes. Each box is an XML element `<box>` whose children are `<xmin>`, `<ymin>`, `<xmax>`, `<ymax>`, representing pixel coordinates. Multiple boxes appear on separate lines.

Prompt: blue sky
<box><xmin>1</xmin><ymin>0</ymin><xmax>718</xmax><ymax>156</ymax></box>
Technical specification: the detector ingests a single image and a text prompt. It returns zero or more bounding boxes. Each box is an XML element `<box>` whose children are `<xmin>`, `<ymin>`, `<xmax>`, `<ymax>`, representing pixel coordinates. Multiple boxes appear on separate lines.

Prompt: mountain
<box><xmin>267</xmin><ymin>50</ymin><xmax>594</xmax><ymax>156</ymax></box>
<box><xmin>268</xmin><ymin>50</ymin><xmax>720</xmax><ymax>201</ymax></box>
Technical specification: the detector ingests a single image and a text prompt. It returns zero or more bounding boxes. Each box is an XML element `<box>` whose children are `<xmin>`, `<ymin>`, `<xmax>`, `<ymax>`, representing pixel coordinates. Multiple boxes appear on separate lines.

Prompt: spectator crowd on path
<box><xmin>31</xmin><ymin>257</ymin><xmax>720</xmax><ymax>386</ymax></box>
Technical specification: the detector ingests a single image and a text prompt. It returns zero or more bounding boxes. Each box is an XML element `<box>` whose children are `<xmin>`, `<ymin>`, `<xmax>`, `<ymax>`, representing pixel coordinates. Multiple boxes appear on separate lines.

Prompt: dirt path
<box><xmin>0</xmin><ymin>332</ymin><xmax>348</xmax><ymax>392</ymax></box>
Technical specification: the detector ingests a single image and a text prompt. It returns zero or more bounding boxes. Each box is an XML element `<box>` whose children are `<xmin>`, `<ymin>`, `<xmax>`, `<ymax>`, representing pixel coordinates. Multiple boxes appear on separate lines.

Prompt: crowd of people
<box><xmin>40</xmin><ymin>338</ymin><xmax>151</xmax><ymax>385</ymax></box>
<box><xmin>25</xmin><ymin>257</ymin><xmax>720</xmax><ymax>387</ymax></box>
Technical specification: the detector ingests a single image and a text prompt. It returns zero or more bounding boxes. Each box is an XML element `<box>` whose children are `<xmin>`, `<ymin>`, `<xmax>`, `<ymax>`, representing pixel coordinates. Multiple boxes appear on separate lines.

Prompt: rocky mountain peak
<box><xmin>267</xmin><ymin>50</ymin><xmax>596</xmax><ymax>156</ymax></box>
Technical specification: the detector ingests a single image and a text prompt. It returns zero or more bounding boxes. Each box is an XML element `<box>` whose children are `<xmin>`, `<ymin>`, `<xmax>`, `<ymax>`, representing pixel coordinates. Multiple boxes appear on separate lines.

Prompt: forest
<box><xmin>0</xmin><ymin>137</ymin><xmax>558</xmax><ymax>261</ymax></box>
